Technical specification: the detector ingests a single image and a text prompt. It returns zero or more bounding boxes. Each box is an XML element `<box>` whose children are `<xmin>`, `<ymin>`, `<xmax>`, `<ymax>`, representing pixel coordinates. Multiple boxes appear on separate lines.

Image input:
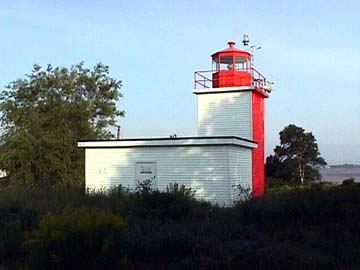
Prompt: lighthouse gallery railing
<box><xmin>194</xmin><ymin>67</ymin><xmax>266</xmax><ymax>89</ymax></box>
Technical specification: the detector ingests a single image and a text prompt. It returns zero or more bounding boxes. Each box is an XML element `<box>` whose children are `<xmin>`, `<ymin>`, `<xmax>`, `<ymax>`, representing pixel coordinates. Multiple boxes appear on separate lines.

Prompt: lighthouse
<box><xmin>79</xmin><ymin>37</ymin><xmax>271</xmax><ymax>204</ymax></box>
<box><xmin>194</xmin><ymin>38</ymin><xmax>270</xmax><ymax>197</ymax></box>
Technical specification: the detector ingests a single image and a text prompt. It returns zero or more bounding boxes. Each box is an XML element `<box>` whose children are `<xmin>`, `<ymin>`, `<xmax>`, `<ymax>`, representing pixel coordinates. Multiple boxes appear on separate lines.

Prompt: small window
<box><xmin>219</xmin><ymin>56</ymin><xmax>233</xmax><ymax>70</ymax></box>
<box><xmin>212</xmin><ymin>59</ymin><xmax>219</xmax><ymax>71</ymax></box>
<box><xmin>235</xmin><ymin>56</ymin><xmax>249</xmax><ymax>70</ymax></box>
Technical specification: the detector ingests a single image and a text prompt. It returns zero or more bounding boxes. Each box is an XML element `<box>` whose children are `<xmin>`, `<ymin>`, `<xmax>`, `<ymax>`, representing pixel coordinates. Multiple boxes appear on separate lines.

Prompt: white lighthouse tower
<box><xmin>194</xmin><ymin>38</ymin><xmax>270</xmax><ymax>197</ymax></box>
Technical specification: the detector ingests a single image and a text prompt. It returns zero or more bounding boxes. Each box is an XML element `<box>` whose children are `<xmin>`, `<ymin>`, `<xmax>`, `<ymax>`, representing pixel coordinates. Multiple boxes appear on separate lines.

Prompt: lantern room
<box><xmin>211</xmin><ymin>41</ymin><xmax>252</xmax><ymax>88</ymax></box>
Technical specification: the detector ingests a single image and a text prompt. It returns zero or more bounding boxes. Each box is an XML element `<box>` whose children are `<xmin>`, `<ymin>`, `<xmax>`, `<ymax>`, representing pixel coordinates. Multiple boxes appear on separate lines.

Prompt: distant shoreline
<box><xmin>320</xmin><ymin>166</ymin><xmax>360</xmax><ymax>183</ymax></box>
<box><xmin>329</xmin><ymin>164</ymin><xmax>360</xmax><ymax>169</ymax></box>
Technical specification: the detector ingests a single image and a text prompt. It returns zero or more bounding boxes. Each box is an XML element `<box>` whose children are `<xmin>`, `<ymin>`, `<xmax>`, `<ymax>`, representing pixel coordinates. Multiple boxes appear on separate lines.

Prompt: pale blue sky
<box><xmin>1</xmin><ymin>0</ymin><xmax>359</xmax><ymax>164</ymax></box>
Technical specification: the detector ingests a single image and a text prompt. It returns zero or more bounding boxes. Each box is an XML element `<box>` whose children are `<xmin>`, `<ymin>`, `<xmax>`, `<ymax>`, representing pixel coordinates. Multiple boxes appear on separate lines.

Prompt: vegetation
<box><xmin>0</xmin><ymin>181</ymin><xmax>360</xmax><ymax>269</ymax></box>
<box><xmin>26</xmin><ymin>206</ymin><xmax>127</xmax><ymax>270</ymax></box>
<box><xmin>267</xmin><ymin>124</ymin><xmax>326</xmax><ymax>184</ymax></box>
<box><xmin>0</xmin><ymin>63</ymin><xmax>123</xmax><ymax>187</ymax></box>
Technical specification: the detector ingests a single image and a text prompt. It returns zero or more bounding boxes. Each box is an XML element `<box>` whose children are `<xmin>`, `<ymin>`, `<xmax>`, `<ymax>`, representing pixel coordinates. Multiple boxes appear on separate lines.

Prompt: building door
<box><xmin>135</xmin><ymin>162</ymin><xmax>157</xmax><ymax>188</ymax></box>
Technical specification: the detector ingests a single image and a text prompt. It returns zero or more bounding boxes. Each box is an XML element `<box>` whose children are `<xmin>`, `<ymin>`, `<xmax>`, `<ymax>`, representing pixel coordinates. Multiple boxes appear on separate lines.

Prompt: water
<box><xmin>320</xmin><ymin>167</ymin><xmax>360</xmax><ymax>184</ymax></box>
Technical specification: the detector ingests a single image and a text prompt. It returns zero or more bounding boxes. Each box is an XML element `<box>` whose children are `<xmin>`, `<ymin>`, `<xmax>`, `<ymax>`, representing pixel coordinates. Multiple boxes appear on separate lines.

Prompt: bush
<box><xmin>128</xmin><ymin>181</ymin><xmax>209</xmax><ymax>221</ymax></box>
<box><xmin>233</xmin><ymin>184</ymin><xmax>253</xmax><ymax>203</ymax></box>
<box><xmin>342</xmin><ymin>177</ymin><xmax>357</xmax><ymax>186</ymax></box>
<box><xmin>1</xmin><ymin>181</ymin><xmax>360</xmax><ymax>269</ymax></box>
<box><xmin>166</xmin><ymin>182</ymin><xmax>196</xmax><ymax>198</ymax></box>
<box><xmin>0</xmin><ymin>213</ymin><xmax>25</xmax><ymax>269</ymax></box>
<box><xmin>126</xmin><ymin>224</ymin><xmax>195</xmax><ymax>265</ymax></box>
<box><xmin>135</xmin><ymin>178</ymin><xmax>154</xmax><ymax>195</ymax></box>
<box><xmin>25</xmin><ymin>206</ymin><xmax>127</xmax><ymax>270</ymax></box>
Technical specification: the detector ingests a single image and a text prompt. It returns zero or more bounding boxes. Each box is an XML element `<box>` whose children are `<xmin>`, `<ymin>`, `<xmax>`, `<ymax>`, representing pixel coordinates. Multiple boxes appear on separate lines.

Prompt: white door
<box><xmin>135</xmin><ymin>162</ymin><xmax>157</xmax><ymax>188</ymax></box>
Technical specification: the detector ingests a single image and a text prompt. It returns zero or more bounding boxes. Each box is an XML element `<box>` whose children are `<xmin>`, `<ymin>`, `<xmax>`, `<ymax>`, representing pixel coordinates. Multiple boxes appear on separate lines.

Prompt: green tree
<box><xmin>266</xmin><ymin>124</ymin><xmax>326</xmax><ymax>184</ymax></box>
<box><xmin>0</xmin><ymin>63</ymin><xmax>124</xmax><ymax>187</ymax></box>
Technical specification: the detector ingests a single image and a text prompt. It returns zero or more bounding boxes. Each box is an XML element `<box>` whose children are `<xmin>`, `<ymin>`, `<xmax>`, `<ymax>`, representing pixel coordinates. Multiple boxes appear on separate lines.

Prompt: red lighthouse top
<box><xmin>194</xmin><ymin>40</ymin><xmax>268</xmax><ymax>92</ymax></box>
<box><xmin>211</xmin><ymin>41</ymin><xmax>251</xmax><ymax>62</ymax></box>
<box><xmin>211</xmin><ymin>41</ymin><xmax>252</xmax><ymax>88</ymax></box>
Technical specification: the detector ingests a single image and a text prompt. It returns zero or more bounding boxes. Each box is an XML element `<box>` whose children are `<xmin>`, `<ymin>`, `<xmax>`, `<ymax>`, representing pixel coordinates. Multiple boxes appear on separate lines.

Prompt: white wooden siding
<box><xmin>197</xmin><ymin>91</ymin><xmax>252</xmax><ymax>139</ymax></box>
<box><xmin>85</xmin><ymin>145</ymin><xmax>239</xmax><ymax>205</ymax></box>
<box><xmin>228</xmin><ymin>146</ymin><xmax>253</xmax><ymax>203</ymax></box>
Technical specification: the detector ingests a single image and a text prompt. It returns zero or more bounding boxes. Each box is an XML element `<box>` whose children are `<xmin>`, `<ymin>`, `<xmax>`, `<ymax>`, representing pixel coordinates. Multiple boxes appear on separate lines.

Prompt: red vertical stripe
<box><xmin>252</xmin><ymin>91</ymin><xmax>265</xmax><ymax>197</ymax></box>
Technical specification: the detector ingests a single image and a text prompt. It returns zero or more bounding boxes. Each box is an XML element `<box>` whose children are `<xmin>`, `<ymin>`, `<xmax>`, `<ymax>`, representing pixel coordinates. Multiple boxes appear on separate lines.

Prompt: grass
<box><xmin>0</xmin><ymin>181</ymin><xmax>360</xmax><ymax>269</ymax></box>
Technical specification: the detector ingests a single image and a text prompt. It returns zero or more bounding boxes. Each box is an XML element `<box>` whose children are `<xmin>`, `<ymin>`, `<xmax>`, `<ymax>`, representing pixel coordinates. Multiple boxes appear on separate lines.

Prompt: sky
<box><xmin>0</xmin><ymin>0</ymin><xmax>359</xmax><ymax>165</ymax></box>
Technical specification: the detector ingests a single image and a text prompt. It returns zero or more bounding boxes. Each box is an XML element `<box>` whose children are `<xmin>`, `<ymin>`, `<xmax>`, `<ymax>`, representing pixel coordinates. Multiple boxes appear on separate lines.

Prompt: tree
<box><xmin>266</xmin><ymin>124</ymin><xmax>326</xmax><ymax>184</ymax></box>
<box><xmin>0</xmin><ymin>63</ymin><xmax>124</xmax><ymax>187</ymax></box>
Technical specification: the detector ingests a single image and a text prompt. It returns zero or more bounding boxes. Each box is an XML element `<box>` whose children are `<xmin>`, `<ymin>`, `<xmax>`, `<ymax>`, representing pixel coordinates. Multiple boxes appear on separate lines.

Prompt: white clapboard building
<box><xmin>78</xmin><ymin>38</ymin><xmax>271</xmax><ymax>205</ymax></box>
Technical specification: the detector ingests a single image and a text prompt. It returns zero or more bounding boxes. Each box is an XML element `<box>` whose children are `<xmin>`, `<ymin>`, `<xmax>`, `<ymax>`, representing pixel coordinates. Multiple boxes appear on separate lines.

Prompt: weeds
<box><xmin>0</xmin><ymin>181</ymin><xmax>359</xmax><ymax>269</ymax></box>
<box><xmin>166</xmin><ymin>182</ymin><xmax>196</xmax><ymax>198</ymax></box>
<box><xmin>233</xmin><ymin>184</ymin><xmax>253</xmax><ymax>203</ymax></box>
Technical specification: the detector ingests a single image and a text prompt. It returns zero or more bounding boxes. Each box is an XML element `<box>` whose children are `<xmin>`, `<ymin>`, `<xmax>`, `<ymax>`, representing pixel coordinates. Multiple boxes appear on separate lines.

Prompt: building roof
<box><xmin>78</xmin><ymin>136</ymin><xmax>257</xmax><ymax>149</ymax></box>
<box><xmin>211</xmin><ymin>41</ymin><xmax>251</xmax><ymax>58</ymax></box>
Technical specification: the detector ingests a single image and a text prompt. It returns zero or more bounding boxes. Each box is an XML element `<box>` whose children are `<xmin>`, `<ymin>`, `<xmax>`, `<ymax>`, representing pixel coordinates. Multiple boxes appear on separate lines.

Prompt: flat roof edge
<box><xmin>78</xmin><ymin>136</ymin><xmax>258</xmax><ymax>149</ymax></box>
<box><xmin>78</xmin><ymin>135</ymin><xmax>256</xmax><ymax>143</ymax></box>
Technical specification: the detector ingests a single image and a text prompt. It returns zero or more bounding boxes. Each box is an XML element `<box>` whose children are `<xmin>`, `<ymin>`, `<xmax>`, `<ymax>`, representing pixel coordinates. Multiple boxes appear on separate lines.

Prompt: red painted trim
<box><xmin>254</xmin><ymin>88</ymin><xmax>269</xmax><ymax>98</ymax></box>
<box><xmin>252</xmin><ymin>91</ymin><xmax>266</xmax><ymax>197</ymax></box>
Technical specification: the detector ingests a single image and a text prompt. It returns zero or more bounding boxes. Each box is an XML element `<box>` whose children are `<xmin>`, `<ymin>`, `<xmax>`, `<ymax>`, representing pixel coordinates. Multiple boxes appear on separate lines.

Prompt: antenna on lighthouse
<box><xmin>250</xmin><ymin>45</ymin><xmax>261</xmax><ymax>68</ymax></box>
<box><xmin>242</xmin><ymin>34</ymin><xmax>250</xmax><ymax>51</ymax></box>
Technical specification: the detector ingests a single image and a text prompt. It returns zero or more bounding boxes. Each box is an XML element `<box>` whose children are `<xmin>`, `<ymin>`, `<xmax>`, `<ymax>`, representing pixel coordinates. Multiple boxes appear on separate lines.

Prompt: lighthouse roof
<box><xmin>211</xmin><ymin>41</ymin><xmax>251</xmax><ymax>58</ymax></box>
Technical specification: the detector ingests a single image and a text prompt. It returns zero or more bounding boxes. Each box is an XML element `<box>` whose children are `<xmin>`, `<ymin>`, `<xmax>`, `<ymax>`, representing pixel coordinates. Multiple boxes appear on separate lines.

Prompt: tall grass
<box><xmin>0</xmin><ymin>181</ymin><xmax>359</xmax><ymax>269</ymax></box>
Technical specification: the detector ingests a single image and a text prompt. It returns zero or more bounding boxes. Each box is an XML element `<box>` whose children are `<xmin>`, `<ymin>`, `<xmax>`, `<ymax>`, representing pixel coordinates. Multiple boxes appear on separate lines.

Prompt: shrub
<box><xmin>25</xmin><ymin>206</ymin><xmax>127</xmax><ymax>270</ymax></box>
<box><xmin>342</xmin><ymin>177</ymin><xmax>357</xmax><ymax>186</ymax></box>
<box><xmin>126</xmin><ymin>224</ymin><xmax>195</xmax><ymax>265</ymax></box>
<box><xmin>135</xmin><ymin>178</ymin><xmax>154</xmax><ymax>195</ymax></box>
<box><xmin>1</xmin><ymin>181</ymin><xmax>360</xmax><ymax>269</ymax></box>
<box><xmin>233</xmin><ymin>184</ymin><xmax>253</xmax><ymax>203</ymax></box>
<box><xmin>166</xmin><ymin>182</ymin><xmax>196</xmax><ymax>198</ymax></box>
<box><xmin>0</xmin><ymin>213</ymin><xmax>25</xmax><ymax>269</ymax></box>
